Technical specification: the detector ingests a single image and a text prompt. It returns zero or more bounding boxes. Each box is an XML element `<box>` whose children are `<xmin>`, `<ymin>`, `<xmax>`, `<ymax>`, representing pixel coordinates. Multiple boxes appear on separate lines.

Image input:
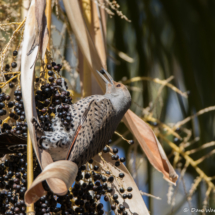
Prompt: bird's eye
<box><xmin>116</xmin><ymin>84</ymin><xmax>121</xmax><ymax>87</ymax></box>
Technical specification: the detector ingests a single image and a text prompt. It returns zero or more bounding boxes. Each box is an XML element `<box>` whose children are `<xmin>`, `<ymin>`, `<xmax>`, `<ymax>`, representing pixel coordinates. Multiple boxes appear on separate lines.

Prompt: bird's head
<box><xmin>97</xmin><ymin>69</ymin><xmax>130</xmax><ymax>96</ymax></box>
<box><xmin>97</xmin><ymin>69</ymin><xmax>131</xmax><ymax>113</ymax></box>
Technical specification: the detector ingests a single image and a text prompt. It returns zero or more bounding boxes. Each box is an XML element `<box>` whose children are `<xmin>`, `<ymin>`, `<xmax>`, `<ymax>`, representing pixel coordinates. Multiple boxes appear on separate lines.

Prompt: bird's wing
<box><xmin>67</xmin><ymin>97</ymin><xmax>116</xmax><ymax>167</ymax></box>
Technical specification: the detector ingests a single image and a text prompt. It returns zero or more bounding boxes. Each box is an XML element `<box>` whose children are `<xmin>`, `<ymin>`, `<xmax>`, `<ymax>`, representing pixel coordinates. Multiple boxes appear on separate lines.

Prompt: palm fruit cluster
<box><xmin>0</xmin><ymin>153</ymin><xmax>27</xmax><ymax>215</ymax></box>
<box><xmin>0</xmin><ymin>145</ymin><xmax>132</xmax><ymax>215</ymax></box>
<box><xmin>34</xmin><ymin>63</ymin><xmax>73</xmax><ymax>132</ymax></box>
<box><xmin>0</xmin><ymin>48</ymin><xmax>73</xmax><ymax>153</ymax></box>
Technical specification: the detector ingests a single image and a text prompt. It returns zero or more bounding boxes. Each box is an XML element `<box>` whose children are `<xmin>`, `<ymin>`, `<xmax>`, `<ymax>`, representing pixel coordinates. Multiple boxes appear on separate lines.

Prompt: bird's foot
<box><xmin>37</xmin><ymin>136</ymin><xmax>46</xmax><ymax>149</ymax></box>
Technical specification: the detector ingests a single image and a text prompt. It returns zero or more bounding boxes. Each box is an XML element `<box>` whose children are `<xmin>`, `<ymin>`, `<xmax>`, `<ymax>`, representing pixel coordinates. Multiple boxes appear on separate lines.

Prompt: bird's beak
<box><xmin>96</xmin><ymin>69</ymin><xmax>114</xmax><ymax>85</ymax></box>
<box><xmin>96</xmin><ymin>70</ymin><xmax>110</xmax><ymax>84</ymax></box>
<box><xmin>100</xmin><ymin>69</ymin><xmax>114</xmax><ymax>84</ymax></box>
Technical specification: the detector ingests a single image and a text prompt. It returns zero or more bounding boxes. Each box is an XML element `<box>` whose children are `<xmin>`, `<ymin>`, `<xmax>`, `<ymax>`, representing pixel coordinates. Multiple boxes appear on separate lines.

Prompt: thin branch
<box><xmin>122</xmin><ymin>76</ymin><xmax>188</xmax><ymax>98</ymax></box>
<box><xmin>186</xmin><ymin>141</ymin><xmax>215</xmax><ymax>155</ymax></box>
<box><xmin>173</xmin><ymin>106</ymin><xmax>215</xmax><ymax>129</ymax></box>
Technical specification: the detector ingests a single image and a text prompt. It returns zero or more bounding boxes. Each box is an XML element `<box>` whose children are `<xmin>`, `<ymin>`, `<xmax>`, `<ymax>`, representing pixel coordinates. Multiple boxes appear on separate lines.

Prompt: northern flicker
<box><xmin>33</xmin><ymin>69</ymin><xmax>131</xmax><ymax>167</ymax></box>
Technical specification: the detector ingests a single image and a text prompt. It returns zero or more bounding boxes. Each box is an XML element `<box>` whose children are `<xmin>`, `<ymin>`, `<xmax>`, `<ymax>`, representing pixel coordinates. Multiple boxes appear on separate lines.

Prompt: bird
<box><xmin>32</xmin><ymin>69</ymin><xmax>131</xmax><ymax>167</ymax></box>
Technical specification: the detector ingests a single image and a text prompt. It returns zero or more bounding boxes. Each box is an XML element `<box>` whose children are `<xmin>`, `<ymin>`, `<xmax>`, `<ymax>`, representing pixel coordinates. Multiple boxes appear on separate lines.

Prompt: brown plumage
<box><xmin>38</xmin><ymin>69</ymin><xmax>131</xmax><ymax>167</ymax></box>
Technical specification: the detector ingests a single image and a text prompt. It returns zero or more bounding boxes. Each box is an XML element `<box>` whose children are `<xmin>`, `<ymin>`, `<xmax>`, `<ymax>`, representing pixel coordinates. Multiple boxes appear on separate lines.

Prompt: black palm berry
<box><xmin>49</xmin><ymin>76</ymin><xmax>54</xmax><ymax>82</ymax></box>
<box><xmin>5</xmin><ymin>95</ymin><xmax>10</xmax><ymax>100</ymax></box>
<box><xmin>57</xmin><ymin>64</ymin><xmax>62</xmax><ymax>69</ymax></box>
<box><xmin>44</xmin><ymin>83</ymin><xmax>50</xmax><ymax>88</ymax></box>
<box><xmin>120</xmin><ymin>157</ymin><xmax>126</xmax><ymax>162</ymax></box>
<box><xmin>88</xmin><ymin>159</ymin><xmax>93</xmax><ymax>164</ymax></box>
<box><xmin>122</xmin><ymin>194</ymin><xmax>127</xmax><ymax>199</ymax></box>
<box><xmin>0</xmin><ymin>97</ymin><xmax>4</xmax><ymax>102</ymax></box>
<box><xmin>0</xmin><ymin>109</ymin><xmax>6</xmax><ymax>116</ymax></box>
<box><xmin>97</xmin><ymin>203</ymin><xmax>103</xmax><ymax>210</ymax></box>
<box><xmin>15</xmin><ymin>172</ymin><xmax>21</xmax><ymax>179</ymax></box>
<box><xmin>101</xmin><ymin>176</ymin><xmax>107</xmax><ymax>182</ymax></box>
<box><xmin>119</xmin><ymin>204</ymin><xmax>125</xmax><ymax>211</ymax></box>
<box><xmin>56</xmin><ymin>78</ymin><xmax>62</xmax><ymax>85</ymax></box>
<box><xmin>5</xmin><ymin>75</ymin><xmax>11</xmax><ymax>80</ymax></box>
<box><xmin>48</xmin><ymin>70</ymin><xmax>54</xmax><ymax>76</ymax></box>
<box><xmin>44</xmin><ymin>99</ymin><xmax>50</xmax><ymax>106</ymax></box>
<box><xmin>41</xmin><ymin>108</ymin><xmax>47</xmax><ymax>114</ymax></box>
<box><xmin>15</xmin><ymin>90</ymin><xmax>22</xmax><ymax>96</ymax></box>
<box><xmin>102</xmin><ymin>183</ymin><xmax>107</xmax><ymax>190</ymax></box>
<box><xmin>15</xmin><ymin>96</ymin><xmax>21</xmax><ymax>101</ymax></box>
<box><xmin>119</xmin><ymin>173</ymin><xmax>125</xmax><ymax>178</ymax></box>
<box><xmin>127</xmin><ymin>193</ymin><xmax>132</xmax><ymax>199</ymax></box>
<box><xmin>13</xmin><ymin>50</ymin><xmax>18</xmax><ymax>56</ymax></box>
<box><xmin>5</xmin><ymin>64</ymin><xmax>10</xmax><ymax>69</ymax></box>
<box><xmin>0</xmin><ymin>102</ymin><xmax>5</xmax><ymax>108</ymax></box>
<box><xmin>52</xmin><ymin>62</ymin><xmax>56</xmax><ymax>67</ymax></box>
<box><xmin>107</xmin><ymin>187</ymin><xmax>113</xmax><ymax>193</ymax></box>
<box><xmin>127</xmin><ymin>187</ymin><xmax>132</xmax><ymax>192</ymax></box>
<box><xmin>128</xmin><ymin>140</ymin><xmax>134</xmax><ymax>144</ymax></box>
<box><xmin>23</xmin><ymin>173</ymin><xmax>27</xmax><ymax>179</ymax></box>
<box><xmin>111</xmin><ymin>204</ymin><xmax>116</xmax><ymax>210</ymax></box>
<box><xmin>63</xmin><ymin>104</ymin><xmax>69</xmax><ymax>110</ymax></box>
<box><xmin>113</xmin><ymin>148</ymin><xmax>118</xmax><ymax>154</ymax></box>
<box><xmin>11</xmin><ymin>62</ymin><xmax>17</xmax><ymax>68</ymax></box>
<box><xmin>120</xmin><ymin>188</ymin><xmax>125</xmax><ymax>193</ymax></box>
<box><xmin>93</xmin><ymin>165</ymin><xmax>99</xmax><ymax>171</ymax></box>
<box><xmin>85</xmin><ymin>172</ymin><xmax>91</xmax><ymax>179</ymax></box>
<box><xmin>9</xmin><ymin>82</ymin><xmax>14</xmax><ymax>88</ymax></box>
<box><xmin>54</xmin><ymin>65</ymin><xmax>59</xmax><ymax>71</ymax></box>
<box><xmin>20</xmin><ymin>115</ymin><xmax>25</xmax><ymax>121</ymax></box>
<box><xmin>104</xmin><ymin>195</ymin><xmax>109</xmax><ymax>201</ymax></box>
<box><xmin>96</xmin><ymin>194</ymin><xmax>101</xmax><ymax>200</ymax></box>
<box><xmin>8</xmin><ymin>101</ymin><xmax>14</xmax><ymax>108</ymax></box>
<box><xmin>115</xmin><ymin>161</ymin><xmax>120</xmax><ymax>167</ymax></box>
<box><xmin>47</xmin><ymin>64</ymin><xmax>52</xmax><ymax>70</ymax></box>
<box><xmin>103</xmin><ymin>146</ymin><xmax>109</xmax><ymax>153</ymax></box>
<box><xmin>114</xmin><ymin>155</ymin><xmax>119</xmax><ymax>160</ymax></box>
<box><xmin>113</xmin><ymin>194</ymin><xmax>118</xmax><ymax>200</ymax></box>
<box><xmin>54</xmin><ymin>99</ymin><xmax>60</xmax><ymax>104</ymax></box>
<box><xmin>48</xmin><ymin>106</ymin><xmax>54</xmax><ymax>113</ymax></box>
<box><xmin>95</xmin><ymin>181</ymin><xmax>100</xmax><ymax>186</ymax></box>
<box><xmin>80</xmin><ymin>165</ymin><xmax>86</xmax><ymax>170</ymax></box>
<box><xmin>173</xmin><ymin>137</ymin><xmax>182</xmax><ymax>144</ymax></box>
<box><xmin>44</xmin><ymin>88</ymin><xmax>50</xmax><ymax>94</ymax></box>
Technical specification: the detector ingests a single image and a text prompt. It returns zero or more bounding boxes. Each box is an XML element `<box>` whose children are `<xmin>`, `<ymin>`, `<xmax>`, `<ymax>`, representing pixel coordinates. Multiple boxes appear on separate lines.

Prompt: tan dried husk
<box><xmin>25</xmin><ymin>160</ymin><xmax>78</xmax><ymax>205</ymax></box>
<box><xmin>21</xmin><ymin>0</ymin><xmax>78</xmax><ymax>204</ymax></box>
<box><xmin>93</xmin><ymin>152</ymin><xmax>149</xmax><ymax>215</ymax></box>
<box><xmin>123</xmin><ymin>110</ymin><xmax>178</xmax><ymax>184</ymax></box>
<box><xmin>63</xmin><ymin>0</ymin><xmax>178</xmax><ymax>184</ymax></box>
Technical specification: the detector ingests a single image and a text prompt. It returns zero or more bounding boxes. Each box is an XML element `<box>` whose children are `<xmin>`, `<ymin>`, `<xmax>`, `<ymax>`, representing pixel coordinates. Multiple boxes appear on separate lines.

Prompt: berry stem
<box><xmin>26</xmin><ymin>130</ymin><xmax>35</xmax><ymax>214</ymax></box>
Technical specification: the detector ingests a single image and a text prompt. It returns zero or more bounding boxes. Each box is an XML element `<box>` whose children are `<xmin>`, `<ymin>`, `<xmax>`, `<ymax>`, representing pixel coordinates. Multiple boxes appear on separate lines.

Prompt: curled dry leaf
<box><xmin>25</xmin><ymin>160</ymin><xmax>78</xmax><ymax>205</ymax></box>
<box><xmin>21</xmin><ymin>0</ymin><xmax>78</xmax><ymax>202</ymax></box>
<box><xmin>21</xmin><ymin>0</ymin><xmax>48</xmax><ymax>170</ymax></box>
<box><xmin>93</xmin><ymin>152</ymin><xmax>149</xmax><ymax>215</ymax></box>
<box><xmin>123</xmin><ymin>110</ymin><xmax>178</xmax><ymax>185</ymax></box>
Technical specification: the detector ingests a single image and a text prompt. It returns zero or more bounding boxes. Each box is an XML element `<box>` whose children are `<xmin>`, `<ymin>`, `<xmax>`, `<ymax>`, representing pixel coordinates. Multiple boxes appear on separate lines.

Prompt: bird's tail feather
<box><xmin>25</xmin><ymin>160</ymin><xmax>78</xmax><ymax>205</ymax></box>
